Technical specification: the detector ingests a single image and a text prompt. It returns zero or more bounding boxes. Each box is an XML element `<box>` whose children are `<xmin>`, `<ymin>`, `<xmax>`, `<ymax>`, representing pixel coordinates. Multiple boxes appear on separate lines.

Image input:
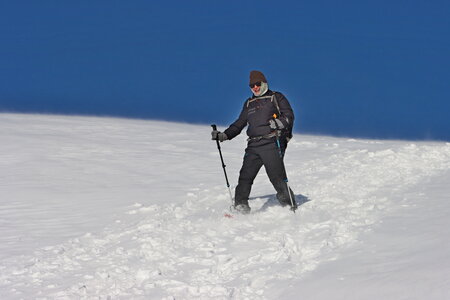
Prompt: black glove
<box><xmin>211</xmin><ymin>130</ymin><xmax>228</xmax><ymax>142</ymax></box>
<box><xmin>269</xmin><ymin>118</ymin><xmax>285</xmax><ymax>130</ymax></box>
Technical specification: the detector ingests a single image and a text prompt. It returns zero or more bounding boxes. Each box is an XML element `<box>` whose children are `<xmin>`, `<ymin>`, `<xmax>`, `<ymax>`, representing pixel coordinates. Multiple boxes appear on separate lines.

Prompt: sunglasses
<box><xmin>249</xmin><ymin>81</ymin><xmax>262</xmax><ymax>88</ymax></box>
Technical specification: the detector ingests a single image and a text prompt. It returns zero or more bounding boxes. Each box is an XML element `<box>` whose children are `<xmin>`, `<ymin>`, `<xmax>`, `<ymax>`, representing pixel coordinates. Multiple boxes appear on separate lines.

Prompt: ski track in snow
<box><xmin>1</xmin><ymin>114</ymin><xmax>449</xmax><ymax>299</ymax></box>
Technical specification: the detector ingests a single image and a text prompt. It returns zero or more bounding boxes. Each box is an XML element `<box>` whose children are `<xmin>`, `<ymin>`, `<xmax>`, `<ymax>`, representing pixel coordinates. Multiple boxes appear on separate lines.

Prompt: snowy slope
<box><xmin>0</xmin><ymin>113</ymin><xmax>449</xmax><ymax>299</ymax></box>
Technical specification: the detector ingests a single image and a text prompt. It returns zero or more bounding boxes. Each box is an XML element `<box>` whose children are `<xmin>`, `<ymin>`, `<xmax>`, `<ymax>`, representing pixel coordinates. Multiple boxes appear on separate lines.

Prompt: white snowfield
<box><xmin>1</xmin><ymin>113</ymin><xmax>449</xmax><ymax>299</ymax></box>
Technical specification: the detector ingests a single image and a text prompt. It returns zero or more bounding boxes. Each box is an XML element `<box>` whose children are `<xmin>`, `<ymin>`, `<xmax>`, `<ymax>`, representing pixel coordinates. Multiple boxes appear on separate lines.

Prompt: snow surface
<box><xmin>1</xmin><ymin>113</ymin><xmax>449</xmax><ymax>299</ymax></box>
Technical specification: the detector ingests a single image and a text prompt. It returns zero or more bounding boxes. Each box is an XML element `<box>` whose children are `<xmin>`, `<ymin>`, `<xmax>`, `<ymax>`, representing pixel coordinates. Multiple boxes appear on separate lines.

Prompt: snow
<box><xmin>0</xmin><ymin>113</ymin><xmax>449</xmax><ymax>299</ymax></box>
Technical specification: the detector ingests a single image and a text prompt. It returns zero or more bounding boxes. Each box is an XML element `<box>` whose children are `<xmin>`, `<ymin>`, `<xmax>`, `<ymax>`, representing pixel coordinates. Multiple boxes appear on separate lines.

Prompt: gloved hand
<box><xmin>211</xmin><ymin>130</ymin><xmax>228</xmax><ymax>142</ymax></box>
<box><xmin>269</xmin><ymin>118</ymin><xmax>285</xmax><ymax>130</ymax></box>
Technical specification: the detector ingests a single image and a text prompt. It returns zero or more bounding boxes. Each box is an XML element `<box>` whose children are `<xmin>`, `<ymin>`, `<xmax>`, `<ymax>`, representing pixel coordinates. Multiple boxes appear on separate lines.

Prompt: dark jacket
<box><xmin>224</xmin><ymin>90</ymin><xmax>294</xmax><ymax>140</ymax></box>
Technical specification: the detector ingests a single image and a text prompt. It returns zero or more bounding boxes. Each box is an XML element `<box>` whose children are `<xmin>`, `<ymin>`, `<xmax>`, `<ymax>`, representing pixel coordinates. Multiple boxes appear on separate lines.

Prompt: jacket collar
<box><xmin>250</xmin><ymin>89</ymin><xmax>273</xmax><ymax>99</ymax></box>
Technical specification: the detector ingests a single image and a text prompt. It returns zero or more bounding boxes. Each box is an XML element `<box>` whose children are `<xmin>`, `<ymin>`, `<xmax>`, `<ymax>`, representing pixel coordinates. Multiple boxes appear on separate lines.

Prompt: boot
<box><xmin>234</xmin><ymin>203</ymin><xmax>251</xmax><ymax>215</ymax></box>
<box><xmin>277</xmin><ymin>187</ymin><xmax>296</xmax><ymax>209</ymax></box>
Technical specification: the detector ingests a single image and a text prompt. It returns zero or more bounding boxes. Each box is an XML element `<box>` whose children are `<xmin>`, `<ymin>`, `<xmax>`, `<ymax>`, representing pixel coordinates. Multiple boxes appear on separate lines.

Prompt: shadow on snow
<box><xmin>249</xmin><ymin>194</ymin><xmax>312</xmax><ymax>213</ymax></box>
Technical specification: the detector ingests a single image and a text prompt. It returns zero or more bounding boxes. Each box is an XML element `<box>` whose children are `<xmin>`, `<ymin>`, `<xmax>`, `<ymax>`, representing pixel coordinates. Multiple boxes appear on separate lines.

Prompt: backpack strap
<box><xmin>271</xmin><ymin>93</ymin><xmax>281</xmax><ymax>116</ymax></box>
<box><xmin>246</xmin><ymin>95</ymin><xmax>272</xmax><ymax>107</ymax></box>
<box><xmin>246</xmin><ymin>92</ymin><xmax>282</xmax><ymax>117</ymax></box>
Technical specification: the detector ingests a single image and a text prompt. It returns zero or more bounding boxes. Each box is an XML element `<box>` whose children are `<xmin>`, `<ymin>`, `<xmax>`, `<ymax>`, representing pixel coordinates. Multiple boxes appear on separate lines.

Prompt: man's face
<box><xmin>250</xmin><ymin>82</ymin><xmax>262</xmax><ymax>95</ymax></box>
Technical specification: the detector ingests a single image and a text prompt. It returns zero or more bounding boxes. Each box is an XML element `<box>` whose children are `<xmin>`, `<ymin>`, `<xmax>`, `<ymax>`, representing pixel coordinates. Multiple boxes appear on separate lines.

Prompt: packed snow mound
<box><xmin>0</xmin><ymin>113</ymin><xmax>449</xmax><ymax>299</ymax></box>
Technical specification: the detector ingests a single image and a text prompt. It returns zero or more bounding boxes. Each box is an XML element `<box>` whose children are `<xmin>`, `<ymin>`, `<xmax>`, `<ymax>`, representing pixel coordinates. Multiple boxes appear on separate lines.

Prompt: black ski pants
<box><xmin>234</xmin><ymin>138</ymin><xmax>294</xmax><ymax>207</ymax></box>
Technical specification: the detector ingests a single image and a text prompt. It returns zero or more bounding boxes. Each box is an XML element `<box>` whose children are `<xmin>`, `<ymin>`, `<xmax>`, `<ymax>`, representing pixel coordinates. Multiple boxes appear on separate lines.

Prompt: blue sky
<box><xmin>1</xmin><ymin>1</ymin><xmax>449</xmax><ymax>140</ymax></box>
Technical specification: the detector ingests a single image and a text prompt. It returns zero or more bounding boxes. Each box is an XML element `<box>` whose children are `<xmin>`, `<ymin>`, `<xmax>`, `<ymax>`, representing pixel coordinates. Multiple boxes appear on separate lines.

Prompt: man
<box><xmin>211</xmin><ymin>70</ymin><xmax>296</xmax><ymax>214</ymax></box>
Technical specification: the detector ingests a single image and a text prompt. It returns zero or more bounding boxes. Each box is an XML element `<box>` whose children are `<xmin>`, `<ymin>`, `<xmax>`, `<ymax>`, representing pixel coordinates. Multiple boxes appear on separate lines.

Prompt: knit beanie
<box><xmin>249</xmin><ymin>70</ymin><xmax>267</xmax><ymax>85</ymax></box>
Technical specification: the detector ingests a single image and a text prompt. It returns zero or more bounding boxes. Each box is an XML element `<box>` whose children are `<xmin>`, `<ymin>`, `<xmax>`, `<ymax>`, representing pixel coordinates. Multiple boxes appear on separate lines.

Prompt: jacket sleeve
<box><xmin>275</xmin><ymin>92</ymin><xmax>294</xmax><ymax>129</ymax></box>
<box><xmin>224</xmin><ymin>101</ymin><xmax>248</xmax><ymax>140</ymax></box>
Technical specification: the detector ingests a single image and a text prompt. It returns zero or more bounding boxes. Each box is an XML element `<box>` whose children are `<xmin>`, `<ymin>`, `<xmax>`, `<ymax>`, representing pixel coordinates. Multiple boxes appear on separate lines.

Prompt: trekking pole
<box><xmin>273</xmin><ymin>114</ymin><xmax>296</xmax><ymax>213</ymax></box>
<box><xmin>211</xmin><ymin>124</ymin><xmax>234</xmax><ymax>208</ymax></box>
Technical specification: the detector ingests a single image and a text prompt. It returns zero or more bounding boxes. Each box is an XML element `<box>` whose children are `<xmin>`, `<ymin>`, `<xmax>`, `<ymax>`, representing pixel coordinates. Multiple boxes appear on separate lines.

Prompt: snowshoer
<box><xmin>211</xmin><ymin>70</ymin><xmax>296</xmax><ymax>214</ymax></box>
